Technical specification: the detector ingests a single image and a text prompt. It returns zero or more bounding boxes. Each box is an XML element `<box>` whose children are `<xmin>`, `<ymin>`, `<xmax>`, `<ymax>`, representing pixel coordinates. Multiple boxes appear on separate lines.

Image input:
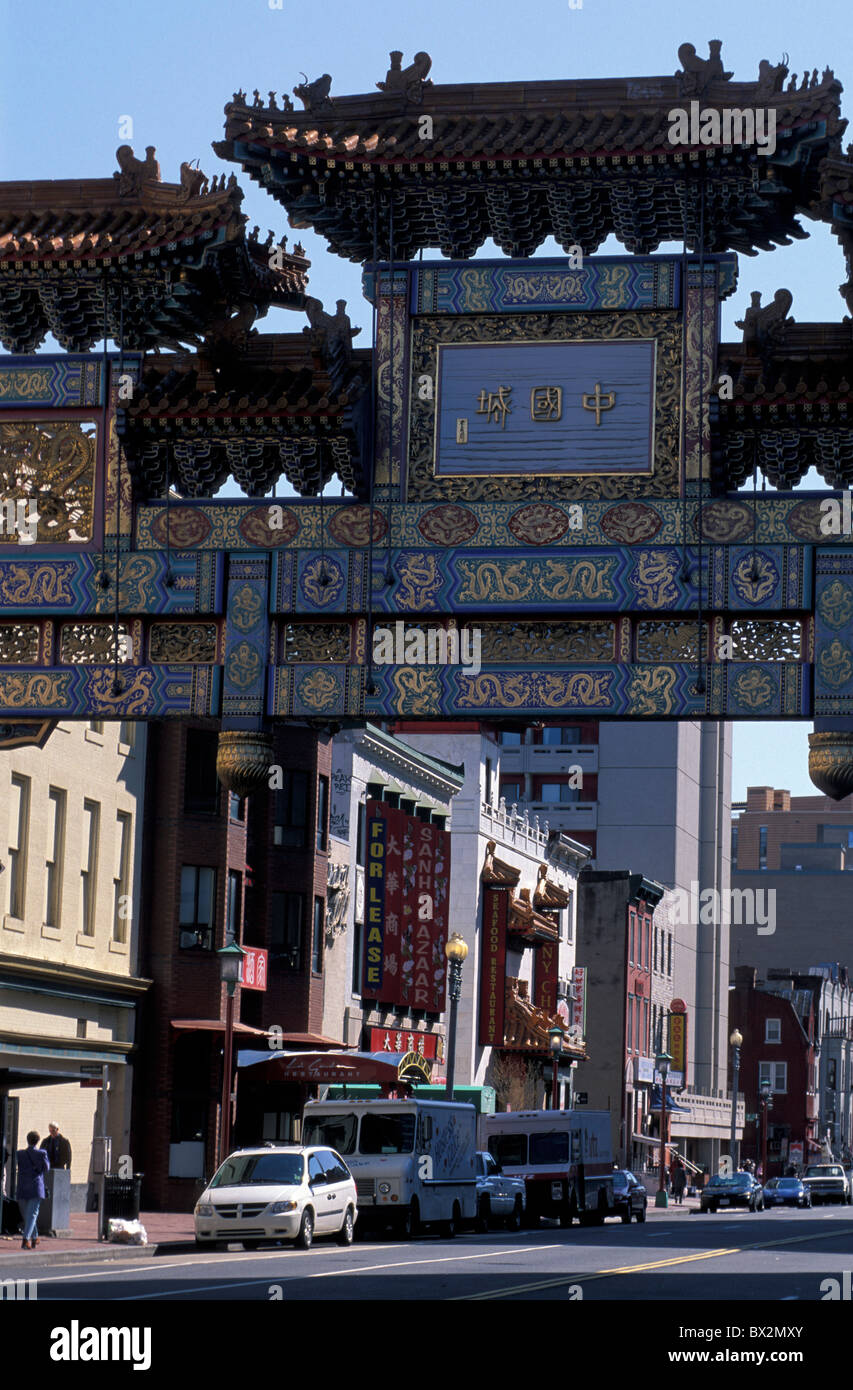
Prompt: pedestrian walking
<box><xmin>672</xmin><ymin>1160</ymin><xmax>687</xmax><ymax>1205</ymax></box>
<box><xmin>40</xmin><ymin>1123</ymin><xmax>72</xmax><ymax>1170</ymax></box>
<box><xmin>16</xmin><ymin>1132</ymin><xmax>50</xmax><ymax>1249</ymax></box>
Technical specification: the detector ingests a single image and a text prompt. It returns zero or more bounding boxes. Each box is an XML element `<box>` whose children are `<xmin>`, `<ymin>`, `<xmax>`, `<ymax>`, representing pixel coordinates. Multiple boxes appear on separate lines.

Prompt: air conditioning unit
<box><xmin>557</xmin><ymin>978</ymin><xmax>570</xmax><ymax>1000</ymax></box>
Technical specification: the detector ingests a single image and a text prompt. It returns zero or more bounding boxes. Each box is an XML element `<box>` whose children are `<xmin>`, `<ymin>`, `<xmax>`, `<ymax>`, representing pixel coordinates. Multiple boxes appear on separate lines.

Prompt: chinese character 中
<box><xmin>476</xmin><ymin>385</ymin><xmax>512</xmax><ymax>429</ymax></box>
<box><xmin>530</xmin><ymin>386</ymin><xmax>562</xmax><ymax>421</ymax></box>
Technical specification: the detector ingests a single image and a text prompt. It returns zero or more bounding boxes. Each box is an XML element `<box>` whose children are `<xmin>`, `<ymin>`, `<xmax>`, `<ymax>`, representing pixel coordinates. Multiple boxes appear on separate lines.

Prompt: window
<box><xmin>499</xmin><ymin>729</ymin><xmax>522</xmax><ymax>746</ymax></box>
<box><xmin>352</xmin><ymin>915</ymin><xmax>363</xmax><ymax>994</ymax></box>
<box><xmin>501</xmin><ymin>781</ymin><xmax>523</xmax><ymax>805</ymax></box>
<box><xmin>270</xmin><ymin>891</ymin><xmax>302</xmax><ymax>970</ymax></box>
<box><xmin>179</xmin><ymin>865</ymin><xmax>216</xmax><ymax>949</ymax></box>
<box><xmin>731</xmin><ymin>820</ymin><xmax>738</xmax><ymax>869</ymax></box>
<box><xmin>629</xmin><ymin>913</ymin><xmax>635</xmax><ymax>965</ymax></box>
<box><xmin>356</xmin><ymin>801</ymin><xmax>365</xmax><ymax>867</ymax></box>
<box><xmin>119</xmin><ymin>721</ymin><xmax>136</xmax><ymax>749</ymax></box>
<box><xmin>667</xmin><ymin>933</ymin><xmax>672</xmax><ymax>977</ymax></box>
<box><xmin>628</xmin><ymin>995</ymin><xmax>634</xmax><ymax>1052</ymax></box>
<box><xmin>759</xmin><ymin>1061</ymin><xmax>787</xmax><ymax>1094</ymax></box>
<box><xmin>759</xmin><ymin>825</ymin><xmax>768</xmax><ymax>870</ymax></box>
<box><xmin>488</xmin><ymin>1133</ymin><xmax>527</xmax><ymax>1166</ymax></box>
<box><xmin>485</xmin><ymin>758</ymin><xmax>493</xmax><ymax>804</ymax></box>
<box><xmin>643</xmin><ymin>999</ymin><xmax>649</xmax><ymax>1052</ymax></box>
<box><xmin>316</xmin><ymin>775</ymin><xmax>329</xmax><ymax>852</ymax></box>
<box><xmin>312</xmin><ymin>896</ymin><xmax>324</xmax><ymax>973</ymax></box>
<box><xmin>184</xmin><ymin>730</ymin><xmax>219</xmax><ymax>815</ymax></box>
<box><xmin>81</xmin><ymin>800</ymin><xmax>100</xmax><ymax>935</ymax></box>
<box><xmin>8</xmin><ymin>774</ymin><xmax>30</xmax><ymax>919</ymax></box>
<box><xmin>653</xmin><ymin>928</ymin><xmax>659</xmax><ymax>974</ymax></box>
<box><xmin>539</xmin><ymin>782</ymin><xmax>579</xmax><ymax>803</ymax></box>
<box><xmin>274</xmin><ymin>771</ymin><xmax>309</xmax><ymax>848</ymax></box>
<box><xmin>530</xmin><ymin>1132</ymin><xmax>569</xmax><ymax>1164</ymax></box>
<box><xmin>89</xmin><ymin>720</ymin><xmax>104</xmax><ymax>734</ymax></box>
<box><xmin>542</xmin><ymin>726</ymin><xmax>581</xmax><ymax>746</ymax></box>
<box><xmin>765</xmin><ymin>1018</ymin><xmax>782</xmax><ymax>1044</ymax></box>
<box><xmin>113</xmin><ymin>811</ymin><xmax>131</xmax><ymax>943</ymax></box>
<box><xmin>226</xmin><ymin>870</ymin><xmax>242</xmax><ymax>942</ymax></box>
<box><xmin>228</xmin><ymin>793</ymin><xmax>245</xmax><ymax>822</ymax></box>
<box><xmin>45</xmin><ymin>787</ymin><xmax>66</xmax><ymax>928</ymax></box>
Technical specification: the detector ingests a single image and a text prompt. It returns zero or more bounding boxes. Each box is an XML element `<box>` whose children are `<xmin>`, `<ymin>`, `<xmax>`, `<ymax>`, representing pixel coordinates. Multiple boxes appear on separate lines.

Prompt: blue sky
<box><xmin>2</xmin><ymin>0</ymin><xmax>850</xmax><ymax>794</ymax></box>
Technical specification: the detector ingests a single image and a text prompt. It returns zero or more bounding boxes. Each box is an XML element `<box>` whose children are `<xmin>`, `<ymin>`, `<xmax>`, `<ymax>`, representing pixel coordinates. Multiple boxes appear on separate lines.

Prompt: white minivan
<box><xmin>194</xmin><ymin>1143</ymin><xmax>358</xmax><ymax>1251</ymax></box>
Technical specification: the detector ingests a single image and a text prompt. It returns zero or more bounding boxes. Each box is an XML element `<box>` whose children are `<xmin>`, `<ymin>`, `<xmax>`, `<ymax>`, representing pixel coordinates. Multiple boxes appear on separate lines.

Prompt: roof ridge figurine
<box><xmin>376</xmin><ymin>50</ymin><xmax>433</xmax><ymax>104</ymax></box>
<box><xmin>179</xmin><ymin>160</ymin><xmax>209</xmax><ymax>199</ymax></box>
<box><xmin>293</xmin><ymin>72</ymin><xmax>333</xmax><ymax>111</ymax></box>
<box><xmin>114</xmin><ymin>144</ymin><xmax>161</xmax><ymax>196</ymax></box>
<box><xmin>736</xmin><ymin>288</ymin><xmax>794</xmax><ymax>351</ymax></box>
<box><xmin>675</xmin><ymin>40</ymin><xmax>733</xmax><ymax>96</ymax></box>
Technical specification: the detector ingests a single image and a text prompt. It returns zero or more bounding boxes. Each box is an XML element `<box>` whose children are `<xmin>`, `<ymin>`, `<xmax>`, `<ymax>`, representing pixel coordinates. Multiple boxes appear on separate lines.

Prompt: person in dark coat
<box><xmin>40</xmin><ymin>1123</ymin><xmax>72</xmax><ymax>1170</ymax></box>
<box><xmin>672</xmin><ymin>1160</ymin><xmax>687</xmax><ymax>1204</ymax></box>
<box><xmin>16</xmin><ymin>1131</ymin><xmax>50</xmax><ymax>1249</ymax></box>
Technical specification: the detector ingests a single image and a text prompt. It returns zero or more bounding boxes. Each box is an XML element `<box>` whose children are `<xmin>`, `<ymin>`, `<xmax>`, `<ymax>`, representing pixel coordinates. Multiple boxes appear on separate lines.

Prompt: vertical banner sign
<box><xmin>570</xmin><ymin>966</ymin><xmax>587</xmax><ymax>1034</ymax></box>
<box><xmin>241</xmin><ymin>946</ymin><xmax>268</xmax><ymax>992</ymax></box>
<box><xmin>431</xmin><ymin>822</ymin><xmax>451</xmax><ymax>1010</ymax></box>
<box><xmin>534</xmin><ymin>938</ymin><xmax>559</xmax><ymax>1016</ymax></box>
<box><xmin>668</xmin><ymin>1008</ymin><xmax>688</xmax><ymax>1076</ymax></box>
<box><xmin>479</xmin><ymin>887</ymin><xmax>507</xmax><ymax>1045</ymax></box>
<box><xmin>363</xmin><ymin>803</ymin><xmax>387</xmax><ymax>997</ymax></box>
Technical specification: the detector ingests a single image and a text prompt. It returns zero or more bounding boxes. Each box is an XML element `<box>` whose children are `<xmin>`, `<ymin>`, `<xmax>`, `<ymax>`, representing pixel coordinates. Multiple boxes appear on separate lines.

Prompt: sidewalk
<box><xmin>0</xmin><ymin>1211</ymin><xmax>196</xmax><ymax>1265</ymax></box>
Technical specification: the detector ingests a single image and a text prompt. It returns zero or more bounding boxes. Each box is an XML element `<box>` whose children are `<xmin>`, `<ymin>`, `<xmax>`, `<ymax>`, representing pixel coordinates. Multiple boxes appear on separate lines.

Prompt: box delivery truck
<box><xmin>483</xmin><ymin>1109</ymin><xmax>614</xmax><ymax>1227</ymax></box>
<box><xmin>303</xmin><ymin>1098</ymin><xmax>477</xmax><ymax>1237</ymax></box>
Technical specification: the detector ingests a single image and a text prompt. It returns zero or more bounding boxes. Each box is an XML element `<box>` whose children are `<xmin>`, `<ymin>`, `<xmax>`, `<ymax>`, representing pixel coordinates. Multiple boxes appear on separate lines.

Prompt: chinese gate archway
<box><xmin>2</xmin><ymin>42</ymin><xmax>853</xmax><ymax>797</ymax></box>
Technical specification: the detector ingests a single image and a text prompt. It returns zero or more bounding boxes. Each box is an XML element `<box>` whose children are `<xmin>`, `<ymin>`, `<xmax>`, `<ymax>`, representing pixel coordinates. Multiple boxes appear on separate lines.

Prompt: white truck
<box><xmin>483</xmin><ymin>1109</ymin><xmax>614</xmax><ymax>1228</ymax></box>
<box><xmin>302</xmin><ymin>1098</ymin><xmax>477</xmax><ymax>1238</ymax></box>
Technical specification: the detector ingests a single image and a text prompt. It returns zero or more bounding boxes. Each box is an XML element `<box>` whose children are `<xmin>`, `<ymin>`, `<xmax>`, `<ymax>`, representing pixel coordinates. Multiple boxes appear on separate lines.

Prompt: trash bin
<box><xmin>37</xmin><ymin>1168</ymin><xmax>71</xmax><ymax>1236</ymax></box>
<box><xmin>100</xmin><ymin>1173</ymin><xmax>143</xmax><ymax>1239</ymax></box>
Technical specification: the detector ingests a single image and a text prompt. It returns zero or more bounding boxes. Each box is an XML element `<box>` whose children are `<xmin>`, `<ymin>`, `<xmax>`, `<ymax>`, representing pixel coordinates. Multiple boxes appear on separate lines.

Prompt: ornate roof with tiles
<box><xmin>715</xmin><ymin>292</ymin><xmax>853</xmax><ymax>489</ymax></box>
<box><xmin>0</xmin><ymin>147</ymin><xmax>309</xmax><ymax>352</ymax></box>
<box><xmin>121</xmin><ymin>323</ymin><xmax>371</xmax><ymax>497</ymax></box>
<box><xmin>214</xmin><ymin>43</ymin><xmax>846</xmax><ymax>261</ymax></box>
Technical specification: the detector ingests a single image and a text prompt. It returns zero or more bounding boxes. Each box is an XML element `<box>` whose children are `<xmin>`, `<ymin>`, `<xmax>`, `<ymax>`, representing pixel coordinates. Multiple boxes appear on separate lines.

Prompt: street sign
<box><xmin>575</xmin><ymin>1092</ymin><xmax>588</xmax><ymax>1105</ymax></box>
<box><xmin>241</xmin><ymin>946</ymin><xmax>268</xmax><ymax>991</ymax></box>
<box><xmin>80</xmin><ymin>1064</ymin><xmax>103</xmax><ymax>1075</ymax></box>
<box><xmin>670</xmin><ymin>998</ymin><xmax>687</xmax><ymax>1014</ymax></box>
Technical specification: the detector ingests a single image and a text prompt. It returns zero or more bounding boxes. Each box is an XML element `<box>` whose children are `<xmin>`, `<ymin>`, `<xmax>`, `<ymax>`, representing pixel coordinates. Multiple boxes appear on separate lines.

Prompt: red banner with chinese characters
<box><xmin>241</xmin><ymin>946</ymin><xmax>268</xmax><ymax>992</ymax></box>
<box><xmin>368</xmin><ymin>1027</ymin><xmax>441</xmax><ymax>1060</ymax></box>
<box><xmin>570</xmin><ymin>965</ymin><xmax>586</xmax><ymax>1033</ymax></box>
<box><xmin>479</xmin><ymin>886</ymin><xmax>507</xmax><ymax>1045</ymax></box>
<box><xmin>533</xmin><ymin>937</ymin><xmax>559</xmax><ymax>1016</ymax></box>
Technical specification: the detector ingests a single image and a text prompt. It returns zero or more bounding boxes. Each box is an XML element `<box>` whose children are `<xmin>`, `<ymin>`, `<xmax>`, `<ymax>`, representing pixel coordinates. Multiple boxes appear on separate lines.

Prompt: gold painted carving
<box><xmin>0</xmin><ymin>421</ymin><xmax>96</xmax><ymax>542</ymax></box>
<box><xmin>149</xmin><ymin>623</ymin><xmax>218</xmax><ymax>663</ymax></box>
<box><xmin>0</xmin><ymin>623</ymin><xmax>40</xmax><ymax>663</ymax></box>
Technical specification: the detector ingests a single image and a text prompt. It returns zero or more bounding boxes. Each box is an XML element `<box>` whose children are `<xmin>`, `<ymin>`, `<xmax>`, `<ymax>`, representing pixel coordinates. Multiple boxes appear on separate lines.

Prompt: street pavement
<box><xmin>2</xmin><ymin>1202</ymin><xmax>851</xmax><ymax>1301</ymax></box>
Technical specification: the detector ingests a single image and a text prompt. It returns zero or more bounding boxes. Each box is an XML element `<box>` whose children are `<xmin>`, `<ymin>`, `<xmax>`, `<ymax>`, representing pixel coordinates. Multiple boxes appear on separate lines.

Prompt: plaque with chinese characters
<box><xmin>434</xmin><ymin>340</ymin><xmax>656</xmax><ymax>476</ymax></box>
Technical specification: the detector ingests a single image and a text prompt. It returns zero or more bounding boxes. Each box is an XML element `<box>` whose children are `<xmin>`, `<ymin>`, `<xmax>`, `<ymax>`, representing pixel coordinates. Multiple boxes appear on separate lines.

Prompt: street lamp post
<box><xmin>217</xmin><ymin>941</ymin><xmax>245</xmax><ymax>1167</ymax></box>
<box><xmin>730</xmin><ymin>1028</ymin><xmax>743</xmax><ymax>1171</ymax></box>
<box><xmin>444</xmin><ymin>933</ymin><xmax>468</xmax><ymax>1101</ymax></box>
<box><xmin>655</xmin><ymin>1051</ymin><xmax>672</xmax><ymax>1209</ymax></box>
<box><xmin>549</xmin><ymin>1024</ymin><xmax>563</xmax><ymax>1110</ymax></box>
<box><xmin>759</xmin><ymin>1077</ymin><xmax>773</xmax><ymax>1182</ymax></box>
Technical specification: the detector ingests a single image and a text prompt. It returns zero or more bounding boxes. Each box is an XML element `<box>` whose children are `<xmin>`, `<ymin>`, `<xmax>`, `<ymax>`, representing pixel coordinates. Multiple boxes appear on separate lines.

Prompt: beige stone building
<box><xmin>0</xmin><ymin>720</ymin><xmax>149</xmax><ymax>1211</ymax></box>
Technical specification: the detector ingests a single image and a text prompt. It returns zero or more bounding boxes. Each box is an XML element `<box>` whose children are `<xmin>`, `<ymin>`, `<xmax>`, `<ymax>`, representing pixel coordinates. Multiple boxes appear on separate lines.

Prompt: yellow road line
<box><xmin>455</xmin><ymin>1224</ymin><xmax>851</xmax><ymax>1300</ymax></box>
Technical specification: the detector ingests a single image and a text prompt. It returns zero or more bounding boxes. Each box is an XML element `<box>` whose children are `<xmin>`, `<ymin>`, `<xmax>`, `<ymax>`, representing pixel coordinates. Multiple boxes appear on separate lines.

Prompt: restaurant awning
<box><xmin>170</xmin><ymin>1020</ymin><xmax>345</xmax><ymax>1047</ymax></box>
<box><xmin>236</xmin><ymin>1050</ymin><xmax>433</xmax><ymax>1085</ymax></box>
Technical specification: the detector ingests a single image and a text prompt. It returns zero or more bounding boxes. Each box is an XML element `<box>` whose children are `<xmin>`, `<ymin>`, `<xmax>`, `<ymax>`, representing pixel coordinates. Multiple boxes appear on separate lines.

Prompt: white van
<box><xmin>303</xmin><ymin>1098</ymin><xmax>477</xmax><ymax>1237</ymax></box>
<box><xmin>483</xmin><ymin>1110</ymin><xmax>614</xmax><ymax>1227</ymax></box>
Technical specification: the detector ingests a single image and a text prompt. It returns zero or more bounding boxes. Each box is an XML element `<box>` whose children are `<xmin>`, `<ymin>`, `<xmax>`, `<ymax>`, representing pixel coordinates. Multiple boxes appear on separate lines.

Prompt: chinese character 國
<box><xmin>530</xmin><ymin>385</ymin><xmax>562</xmax><ymax>421</ymax></box>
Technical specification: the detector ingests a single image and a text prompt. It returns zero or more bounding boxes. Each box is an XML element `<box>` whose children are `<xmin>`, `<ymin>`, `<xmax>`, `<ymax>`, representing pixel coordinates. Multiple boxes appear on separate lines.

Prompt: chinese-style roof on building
<box><xmin>122</xmin><ymin>327</ymin><xmax>370</xmax><ymax>497</ymax></box>
<box><xmin>215</xmin><ymin>44</ymin><xmax>846</xmax><ymax>261</ymax></box>
<box><xmin>714</xmin><ymin>290</ymin><xmax>853</xmax><ymax>489</ymax></box>
<box><xmin>0</xmin><ymin>147</ymin><xmax>309</xmax><ymax>353</ymax></box>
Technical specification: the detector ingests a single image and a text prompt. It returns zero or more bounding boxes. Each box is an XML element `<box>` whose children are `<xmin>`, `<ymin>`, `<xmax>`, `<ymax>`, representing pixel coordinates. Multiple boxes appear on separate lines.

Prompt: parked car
<box><xmin>762</xmin><ymin>1176</ymin><xmax>811</xmax><ymax>1209</ymax></box>
<box><xmin>700</xmin><ymin>1171</ymin><xmax>765</xmax><ymax>1213</ymax></box>
<box><xmin>474</xmin><ymin>1151</ymin><xmax>526</xmax><ymax>1231</ymax></box>
<box><xmin>610</xmin><ymin>1169</ymin><xmax>648</xmax><ymax>1223</ymax></box>
<box><xmin>801</xmin><ymin>1163</ymin><xmax>851</xmax><ymax>1205</ymax></box>
<box><xmin>194</xmin><ymin>1143</ymin><xmax>358</xmax><ymax>1251</ymax></box>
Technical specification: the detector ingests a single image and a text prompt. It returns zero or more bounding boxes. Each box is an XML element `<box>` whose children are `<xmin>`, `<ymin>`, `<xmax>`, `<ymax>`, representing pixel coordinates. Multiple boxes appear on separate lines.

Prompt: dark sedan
<box><xmin>762</xmin><ymin>1177</ymin><xmax>811</xmax><ymax>1209</ymax></box>
<box><xmin>610</xmin><ymin>1170</ymin><xmax>648</xmax><ymax>1223</ymax></box>
<box><xmin>700</xmin><ymin>1172</ymin><xmax>764</xmax><ymax>1213</ymax></box>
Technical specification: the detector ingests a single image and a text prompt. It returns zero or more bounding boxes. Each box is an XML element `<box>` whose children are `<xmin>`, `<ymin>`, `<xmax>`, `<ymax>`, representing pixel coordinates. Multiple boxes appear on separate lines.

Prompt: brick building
<box><xmin>133</xmin><ymin>721</ymin><xmax>334</xmax><ymax>1211</ymax></box>
<box><xmin>729</xmin><ymin>965</ymin><xmax>820</xmax><ymax>1178</ymax></box>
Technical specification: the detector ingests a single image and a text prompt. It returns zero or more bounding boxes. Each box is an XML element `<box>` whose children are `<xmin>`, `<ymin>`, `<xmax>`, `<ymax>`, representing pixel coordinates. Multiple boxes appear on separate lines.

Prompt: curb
<box><xmin>0</xmin><ymin>1240</ymin><xmax>197</xmax><ymax>1267</ymax></box>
